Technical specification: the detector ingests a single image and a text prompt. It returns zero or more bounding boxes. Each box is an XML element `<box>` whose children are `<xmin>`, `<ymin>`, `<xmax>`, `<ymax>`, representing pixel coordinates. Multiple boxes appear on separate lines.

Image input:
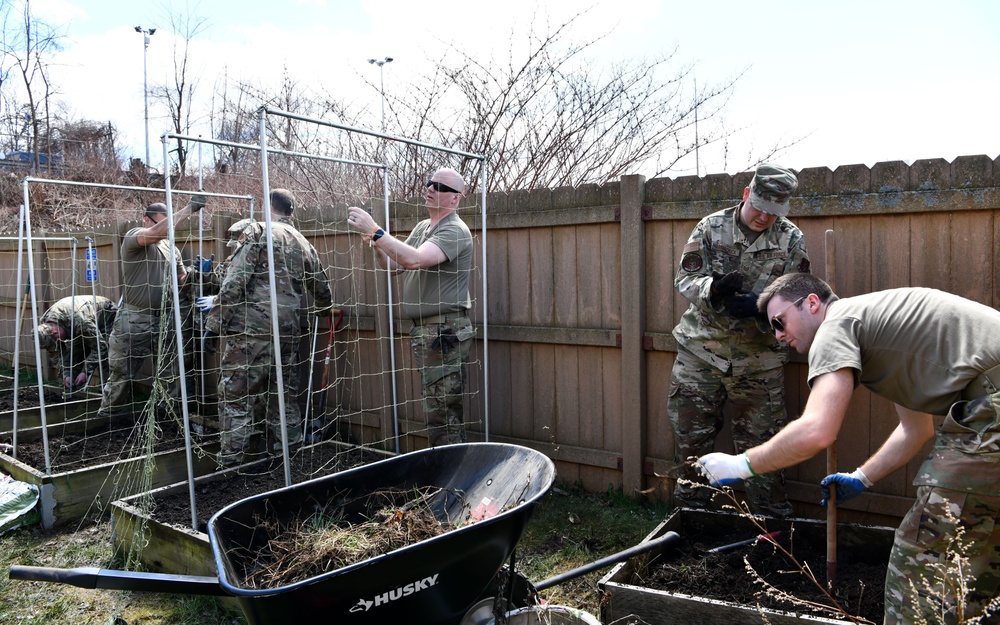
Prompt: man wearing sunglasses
<box><xmin>698</xmin><ymin>272</ymin><xmax>1000</xmax><ymax>624</ymax></box>
<box><xmin>668</xmin><ymin>163</ymin><xmax>811</xmax><ymax>518</ymax></box>
<box><xmin>347</xmin><ymin>167</ymin><xmax>474</xmax><ymax>447</ymax></box>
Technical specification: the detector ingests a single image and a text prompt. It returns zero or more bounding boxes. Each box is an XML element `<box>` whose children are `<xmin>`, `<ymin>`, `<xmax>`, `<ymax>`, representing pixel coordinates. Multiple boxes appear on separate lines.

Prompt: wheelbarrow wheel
<box><xmin>460</xmin><ymin>566</ymin><xmax>538</xmax><ymax>625</ymax></box>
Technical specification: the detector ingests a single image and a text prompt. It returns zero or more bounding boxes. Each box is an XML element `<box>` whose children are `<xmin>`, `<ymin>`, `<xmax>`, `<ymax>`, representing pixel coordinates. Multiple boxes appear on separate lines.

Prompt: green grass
<box><xmin>0</xmin><ymin>482</ymin><xmax>673</xmax><ymax>624</ymax></box>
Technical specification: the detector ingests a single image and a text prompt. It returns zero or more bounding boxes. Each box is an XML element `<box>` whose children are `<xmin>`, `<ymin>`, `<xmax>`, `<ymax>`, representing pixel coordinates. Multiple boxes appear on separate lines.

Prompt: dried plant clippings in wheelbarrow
<box><xmin>241</xmin><ymin>486</ymin><xmax>464</xmax><ymax>589</ymax></box>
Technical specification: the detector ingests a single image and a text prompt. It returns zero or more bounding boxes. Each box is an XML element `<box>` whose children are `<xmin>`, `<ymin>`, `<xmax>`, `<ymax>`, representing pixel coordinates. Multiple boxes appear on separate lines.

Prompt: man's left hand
<box><xmin>725</xmin><ymin>292</ymin><xmax>760</xmax><ymax>318</ymax></box>
<box><xmin>696</xmin><ymin>452</ymin><xmax>754</xmax><ymax>486</ymax></box>
<box><xmin>74</xmin><ymin>371</ymin><xmax>89</xmax><ymax>386</ymax></box>
<box><xmin>820</xmin><ymin>469</ymin><xmax>872</xmax><ymax>506</ymax></box>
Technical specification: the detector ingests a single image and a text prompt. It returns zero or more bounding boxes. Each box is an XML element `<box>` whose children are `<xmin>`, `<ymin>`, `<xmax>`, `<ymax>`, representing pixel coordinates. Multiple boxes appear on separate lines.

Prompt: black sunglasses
<box><xmin>769</xmin><ymin>296</ymin><xmax>806</xmax><ymax>333</ymax></box>
<box><xmin>427</xmin><ymin>180</ymin><xmax>460</xmax><ymax>194</ymax></box>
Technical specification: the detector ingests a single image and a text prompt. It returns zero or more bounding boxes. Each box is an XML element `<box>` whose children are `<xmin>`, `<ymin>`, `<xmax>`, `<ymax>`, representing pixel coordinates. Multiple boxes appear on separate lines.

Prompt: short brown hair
<box><xmin>270</xmin><ymin>189</ymin><xmax>295</xmax><ymax>216</ymax></box>
<box><xmin>758</xmin><ymin>273</ymin><xmax>837</xmax><ymax>313</ymax></box>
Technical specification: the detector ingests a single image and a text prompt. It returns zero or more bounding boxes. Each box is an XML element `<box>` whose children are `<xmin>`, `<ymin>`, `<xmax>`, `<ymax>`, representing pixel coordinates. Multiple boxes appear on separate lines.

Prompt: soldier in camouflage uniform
<box><xmin>200</xmin><ymin>190</ymin><xmax>332</xmax><ymax>466</ymax></box>
<box><xmin>97</xmin><ymin>197</ymin><xmax>204</xmax><ymax>424</ymax></box>
<box><xmin>346</xmin><ymin>167</ymin><xmax>474</xmax><ymax>447</ymax></box>
<box><xmin>36</xmin><ymin>295</ymin><xmax>117</xmax><ymax>391</ymax></box>
<box><xmin>698</xmin><ymin>273</ymin><xmax>1000</xmax><ymax>624</ymax></box>
<box><xmin>669</xmin><ymin>163</ymin><xmax>810</xmax><ymax>518</ymax></box>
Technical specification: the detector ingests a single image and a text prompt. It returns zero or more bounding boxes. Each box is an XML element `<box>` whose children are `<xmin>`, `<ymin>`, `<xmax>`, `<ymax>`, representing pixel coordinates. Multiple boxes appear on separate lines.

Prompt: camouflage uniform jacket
<box><xmin>40</xmin><ymin>295</ymin><xmax>117</xmax><ymax>378</ymax></box>
<box><xmin>672</xmin><ymin>203</ymin><xmax>810</xmax><ymax>373</ymax></box>
<box><xmin>206</xmin><ymin>217</ymin><xmax>333</xmax><ymax>338</ymax></box>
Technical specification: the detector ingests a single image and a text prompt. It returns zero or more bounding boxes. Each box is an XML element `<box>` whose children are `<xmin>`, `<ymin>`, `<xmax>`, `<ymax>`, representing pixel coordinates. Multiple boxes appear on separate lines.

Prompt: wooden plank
<box><xmin>508</xmin><ymin>343</ymin><xmax>534</xmax><ymax>440</ymax></box>
<box><xmin>531</xmin><ymin>344</ymin><xmax>556</xmax><ymax>442</ymax></box>
<box><xmin>552</xmin><ymin>225</ymin><xmax>578</xmax><ymax>327</ymax></box>
<box><xmin>554</xmin><ymin>346</ymin><xmax>581</xmax><ymax>447</ymax></box>
<box><xmin>949</xmin><ymin>210</ymin><xmax>992</xmax><ymax>302</ymax></box>
<box><xmin>506</xmin><ymin>229</ymin><xmax>532</xmax><ymax>326</ymax></box>
<box><xmin>529</xmin><ymin>228</ymin><xmax>555</xmax><ymax>326</ymax></box>
<box><xmin>910</xmin><ymin>212</ymin><xmax>951</xmax><ymax>290</ymax></box>
<box><xmin>575</xmin><ymin>224</ymin><xmax>602</xmax><ymax>327</ymax></box>
<box><xmin>600</xmin><ymin>222</ymin><xmax>621</xmax><ymax>327</ymax></box>
<box><xmin>578</xmin><ymin>345</ymin><xmax>604</xmax><ymax>450</ymax></box>
<box><xmin>486</xmin><ymin>340</ymin><xmax>512</xmax><ymax>439</ymax></box>
<box><xmin>645</xmin><ymin>220</ymin><xmax>676</xmax><ymax>334</ymax></box>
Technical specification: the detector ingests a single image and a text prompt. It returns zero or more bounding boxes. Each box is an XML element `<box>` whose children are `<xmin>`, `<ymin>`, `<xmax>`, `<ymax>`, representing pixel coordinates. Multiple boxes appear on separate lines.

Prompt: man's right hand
<box><xmin>710</xmin><ymin>271</ymin><xmax>743</xmax><ymax>304</ymax></box>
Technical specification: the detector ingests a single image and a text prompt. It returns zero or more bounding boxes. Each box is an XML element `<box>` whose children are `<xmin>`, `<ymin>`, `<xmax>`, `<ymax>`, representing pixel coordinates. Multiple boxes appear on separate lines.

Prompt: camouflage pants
<box><xmin>668</xmin><ymin>346</ymin><xmax>792</xmax><ymax>517</ymax></box>
<box><xmin>410</xmin><ymin>316</ymin><xmax>474</xmax><ymax>447</ymax></box>
<box><xmin>885</xmin><ymin>487</ymin><xmax>1000</xmax><ymax>624</ymax></box>
<box><xmin>217</xmin><ymin>335</ymin><xmax>301</xmax><ymax>465</ymax></box>
<box><xmin>884</xmin><ymin>391</ymin><xmax>1000</xmax><ymax>624</ymax></box>
<box><xmin>97</xmin><ymin>308</ymin><xmax>180</xmax><ymax>422</ymax></box>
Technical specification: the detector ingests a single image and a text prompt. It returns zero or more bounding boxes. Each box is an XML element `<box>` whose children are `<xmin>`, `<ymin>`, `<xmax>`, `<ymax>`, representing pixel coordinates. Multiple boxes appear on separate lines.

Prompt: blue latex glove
<box><xmin>820</xmin><ymin>468</ymin><xmax>873</xmax><ymax>506</ymax></box>
<box><xmin>195</xmin><ymin>253</ymin><xmax>214</xmax><ymax>272</ymax></box>
<box><xmin>195</xmin><ymin>295</ymin><xmax>217</xmax><ymax>313</ymax></box>
<box><xmin>696</xmin><ymin>452</ymin><xmax>755</xmax><ymax>487</ymax></box>
<box><xmin>725</xmin><ymin>292</ymin><xmax>760</xmax><ymax>318</ymax></box>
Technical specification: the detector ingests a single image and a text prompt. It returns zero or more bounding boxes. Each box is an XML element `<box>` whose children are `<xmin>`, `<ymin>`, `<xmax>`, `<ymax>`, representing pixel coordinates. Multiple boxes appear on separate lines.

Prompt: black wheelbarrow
<box><xmin>10</xmin><ymin>443</ymin><xmax>558</xmax><ymax>625</ymax></box>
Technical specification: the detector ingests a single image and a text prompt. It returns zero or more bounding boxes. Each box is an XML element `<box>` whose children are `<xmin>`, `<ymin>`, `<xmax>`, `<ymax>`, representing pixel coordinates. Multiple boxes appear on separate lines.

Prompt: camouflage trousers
<box><xmin>885</xmin><ymin>487</ymin><xmax>1000</xmax><ymax>624</ymax></box>
<box><xmin>668</xmin><ymin>346</ymin><xmax>793</xmax><ymax>518</ymax></box>
<box><xmin>884</xmin><ymin>390</ymin><xmax>1000</xmax><ymax>624</ymax></box>
<box><xmin>217</xmin><ymin>335</ymin><xmax>301</xmax><ymax>465</ymax></box>
<box><xmin>97</xmin><ymin>308</ymin><xmax>181</xmax><ymax>423</ymax></box>
<box><xmin>409</xmin><ymin>316</ymin><xmax>474</xmax><ymax>447</ymax></box>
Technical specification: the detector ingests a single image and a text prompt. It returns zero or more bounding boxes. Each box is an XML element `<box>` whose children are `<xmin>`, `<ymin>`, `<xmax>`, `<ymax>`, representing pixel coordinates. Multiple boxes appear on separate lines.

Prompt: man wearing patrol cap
<box><xmin>37</xmin><ymin>296</ymin><xmax>118</xmax><ymax>391</ymax></box>
<box><xmin>667</xmin><ymin>162</ymin><xmax>811</xmax><ymax>518</ymax></box>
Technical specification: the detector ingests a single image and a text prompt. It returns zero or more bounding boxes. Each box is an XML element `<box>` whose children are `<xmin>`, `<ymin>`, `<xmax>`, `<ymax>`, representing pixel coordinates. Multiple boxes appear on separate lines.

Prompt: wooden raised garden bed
<box><xmin>598</xmin><ymin>507</ymin><xmax>896</xmax><ymax>625</ymax></box>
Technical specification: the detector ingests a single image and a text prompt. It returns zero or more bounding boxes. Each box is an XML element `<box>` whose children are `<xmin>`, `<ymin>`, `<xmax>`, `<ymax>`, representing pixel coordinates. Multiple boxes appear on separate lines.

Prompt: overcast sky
<box><xmin>24</xmin><ymin>0</ymin><xmax>1000</xmax><ymax>177</ymax></box>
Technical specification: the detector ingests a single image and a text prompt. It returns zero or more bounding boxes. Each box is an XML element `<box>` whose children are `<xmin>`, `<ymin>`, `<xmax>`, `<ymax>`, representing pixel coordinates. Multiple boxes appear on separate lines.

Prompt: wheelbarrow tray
<box><xmin>209</xmin><ymin>442</ymin><xmax>556</xmax><ymax>625</ymax></box>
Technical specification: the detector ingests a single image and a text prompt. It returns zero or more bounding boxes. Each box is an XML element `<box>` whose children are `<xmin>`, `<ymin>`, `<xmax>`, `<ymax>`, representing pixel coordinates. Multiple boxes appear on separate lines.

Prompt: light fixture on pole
<box><xmin>366</xmin><ymin>56</ymin><xmax>393</xmax><ymax>134</ymax></box>
<box><xmin>135</xmin><ymin>25</ymin><xmax>156</xmax><ymax>171</ymax></box>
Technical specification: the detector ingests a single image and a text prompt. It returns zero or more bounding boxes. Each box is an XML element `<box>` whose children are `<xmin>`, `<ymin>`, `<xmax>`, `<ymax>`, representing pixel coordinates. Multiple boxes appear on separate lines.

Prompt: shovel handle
<box><xmin>534</xmin><ymin>531</ymin><xmax>681</xmax><ymax>591</ymax></box>
<box><xmin>9</xmin><ymin>565</ymin><xmax>228</xmax><ymax>596</ymax></box>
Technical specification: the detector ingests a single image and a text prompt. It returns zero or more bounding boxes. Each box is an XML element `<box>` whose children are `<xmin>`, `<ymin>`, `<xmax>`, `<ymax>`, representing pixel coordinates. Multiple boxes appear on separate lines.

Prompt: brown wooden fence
<box><xmin>2</xmin><ymin>154</ymin><xmax>998</xmax><ymax>526</ymax></box>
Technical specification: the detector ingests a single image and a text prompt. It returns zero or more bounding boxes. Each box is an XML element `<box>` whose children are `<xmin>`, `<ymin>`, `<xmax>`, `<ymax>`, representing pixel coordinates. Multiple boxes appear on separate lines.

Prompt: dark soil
<box><xmin>637</xmin><ymin>523</ymin><xmax>886</xmax><ymax>623</ymax></box>
<box><xmin>0</xmin><ymin>385</ymin><xmax>63</xmax><ymax>412</ymax></box>
<box><xmin>149</xmin><ymin>444</ymin><xmax>387</xmax><ymax>532</ymax></box>
<box><xmin>3</xmin><ymin>417</ymin><xmax>188</xmax><ymax>473</ymax></box>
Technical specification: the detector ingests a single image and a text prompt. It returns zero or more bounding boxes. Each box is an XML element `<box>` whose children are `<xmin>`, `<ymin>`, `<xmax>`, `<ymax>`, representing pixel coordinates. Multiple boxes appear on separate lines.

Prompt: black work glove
<box><xmin>710</xmin><ymin>271</ymin><xmax>743</xmax><ymax>306</ymax></box>
<box><xmin>725</xmin><ymin>292</ymin><xmax>760</xmax><ymax>318</ymax></box>
<box><xmin>189</xmin><ymin>194</ymin><xmax>207</xmax><ymax>212</ymax></box>
<box><xmin>202</xmin><ymin>329</ymin><xmax>219</xmax><ymax>354</ymax></box>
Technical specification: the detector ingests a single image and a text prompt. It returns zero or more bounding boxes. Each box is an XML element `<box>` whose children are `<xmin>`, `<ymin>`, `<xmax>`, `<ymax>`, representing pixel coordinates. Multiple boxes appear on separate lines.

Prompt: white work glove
<box><xmin>195</xmin><ymin>295</ymin><xmax>217</xmax><ymax>313</ymax></box>
<box><xmin>696</xmin><ymin>452</ymin><xmax>755</xmax><ymax>487</ymax></box>
<box><xmin>820</xmin><ymin>468</ymin><xmax>873</xmax><ymax>506</ymax></box>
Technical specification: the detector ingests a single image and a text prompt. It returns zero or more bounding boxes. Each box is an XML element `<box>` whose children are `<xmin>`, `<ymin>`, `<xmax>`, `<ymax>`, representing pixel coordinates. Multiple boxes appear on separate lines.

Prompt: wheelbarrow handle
<box><xmin>534</xmin><ymin>530</ymin><xmax>681</xmax><ymax>591</ymax></box>
<box><xmin>9</xmin><ymin>565</ymin><xmax>229</xmax><ymax>596</ymax></box>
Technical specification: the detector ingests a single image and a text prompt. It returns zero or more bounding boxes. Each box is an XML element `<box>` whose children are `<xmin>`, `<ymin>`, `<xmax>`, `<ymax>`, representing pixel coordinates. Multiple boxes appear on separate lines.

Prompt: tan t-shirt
<box><xmin>120</xmin><ymin>227</ymin><xmax>186</xmax><ymax>312</ymax></box>
<box><xmin>808</xmin><ymin>288</ymin><xmax>1000</xmax><ymax>415</ymax></box>
<box><xmin>399</xmin><ymin>212</ymin><xmax>472</xmax><ymax>320</ymax></box>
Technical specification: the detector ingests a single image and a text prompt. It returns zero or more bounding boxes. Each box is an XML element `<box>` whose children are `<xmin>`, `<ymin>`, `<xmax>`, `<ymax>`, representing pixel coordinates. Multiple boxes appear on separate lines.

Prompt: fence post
<box><xmin>619</xmin><ymin>174</ymin><xmax>647</xmax><ymax>496</ymax></box>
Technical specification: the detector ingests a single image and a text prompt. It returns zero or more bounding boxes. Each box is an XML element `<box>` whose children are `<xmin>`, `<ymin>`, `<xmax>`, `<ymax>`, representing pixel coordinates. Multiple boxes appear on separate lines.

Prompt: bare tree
<box><xmin>150</xmin><ymin>1</ymin><xmax>208</xmax><ymax>178</ymax></box>
<box><xmin>0</xmin><ymin>0</ymin><xmax>64</xmax><ymax>174</ymax></box>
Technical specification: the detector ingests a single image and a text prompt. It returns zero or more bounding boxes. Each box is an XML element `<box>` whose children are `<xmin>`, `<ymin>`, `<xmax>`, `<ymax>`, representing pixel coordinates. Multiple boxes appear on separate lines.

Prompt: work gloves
<box><xmin>696</xmin><ymin>452</ymin><xmax>755</xmax><ymax>487</ymax></box>
<box><xmin>710</xmin><ymin>271</ymin><xmax>761</xmax><ymax>319</ymax></box>
<box><xmin>820</xmin><ymin>468</ymin><xmax>873</xmax><ymax>506</ymax></box>
<box><xmin>189</xmin><ymin>194</ymin><xmax>207</xmax><ymax>212</ymax></box>
<box><xmin>194</xmin><ymin>254</ymin><xmax>214</xmax><ymax>273</ymax></box>
<box><xmin>710</xmin><ymin>271</ymin><xmax>743</xmax><ymax>305</ymax></box>
<box><xmin>202</xmin><ymin>329</ymin><xmax>219</xmax><ymax>355</ymax></box>
<box><xmin>725</xmin><ymin>292</ymin><xmax>760</xmax><ymax>318</ymax></box>
<box><xmin>195</xmin><ymin>295</ymin><xmax>217</xmax><ymax>313</ymax></box>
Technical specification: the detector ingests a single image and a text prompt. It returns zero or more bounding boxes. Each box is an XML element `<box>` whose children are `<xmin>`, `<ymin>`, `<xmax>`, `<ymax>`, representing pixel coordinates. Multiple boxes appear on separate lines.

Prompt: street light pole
<box><xmin>135</xmin><ymin>26</ymin><xmax>156</xmax><ymax>171</ymax></box>
<box><xmin>366</xmin><ymin>56</ymin><xmax>393</xmax><ymax>134</ymax></box>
